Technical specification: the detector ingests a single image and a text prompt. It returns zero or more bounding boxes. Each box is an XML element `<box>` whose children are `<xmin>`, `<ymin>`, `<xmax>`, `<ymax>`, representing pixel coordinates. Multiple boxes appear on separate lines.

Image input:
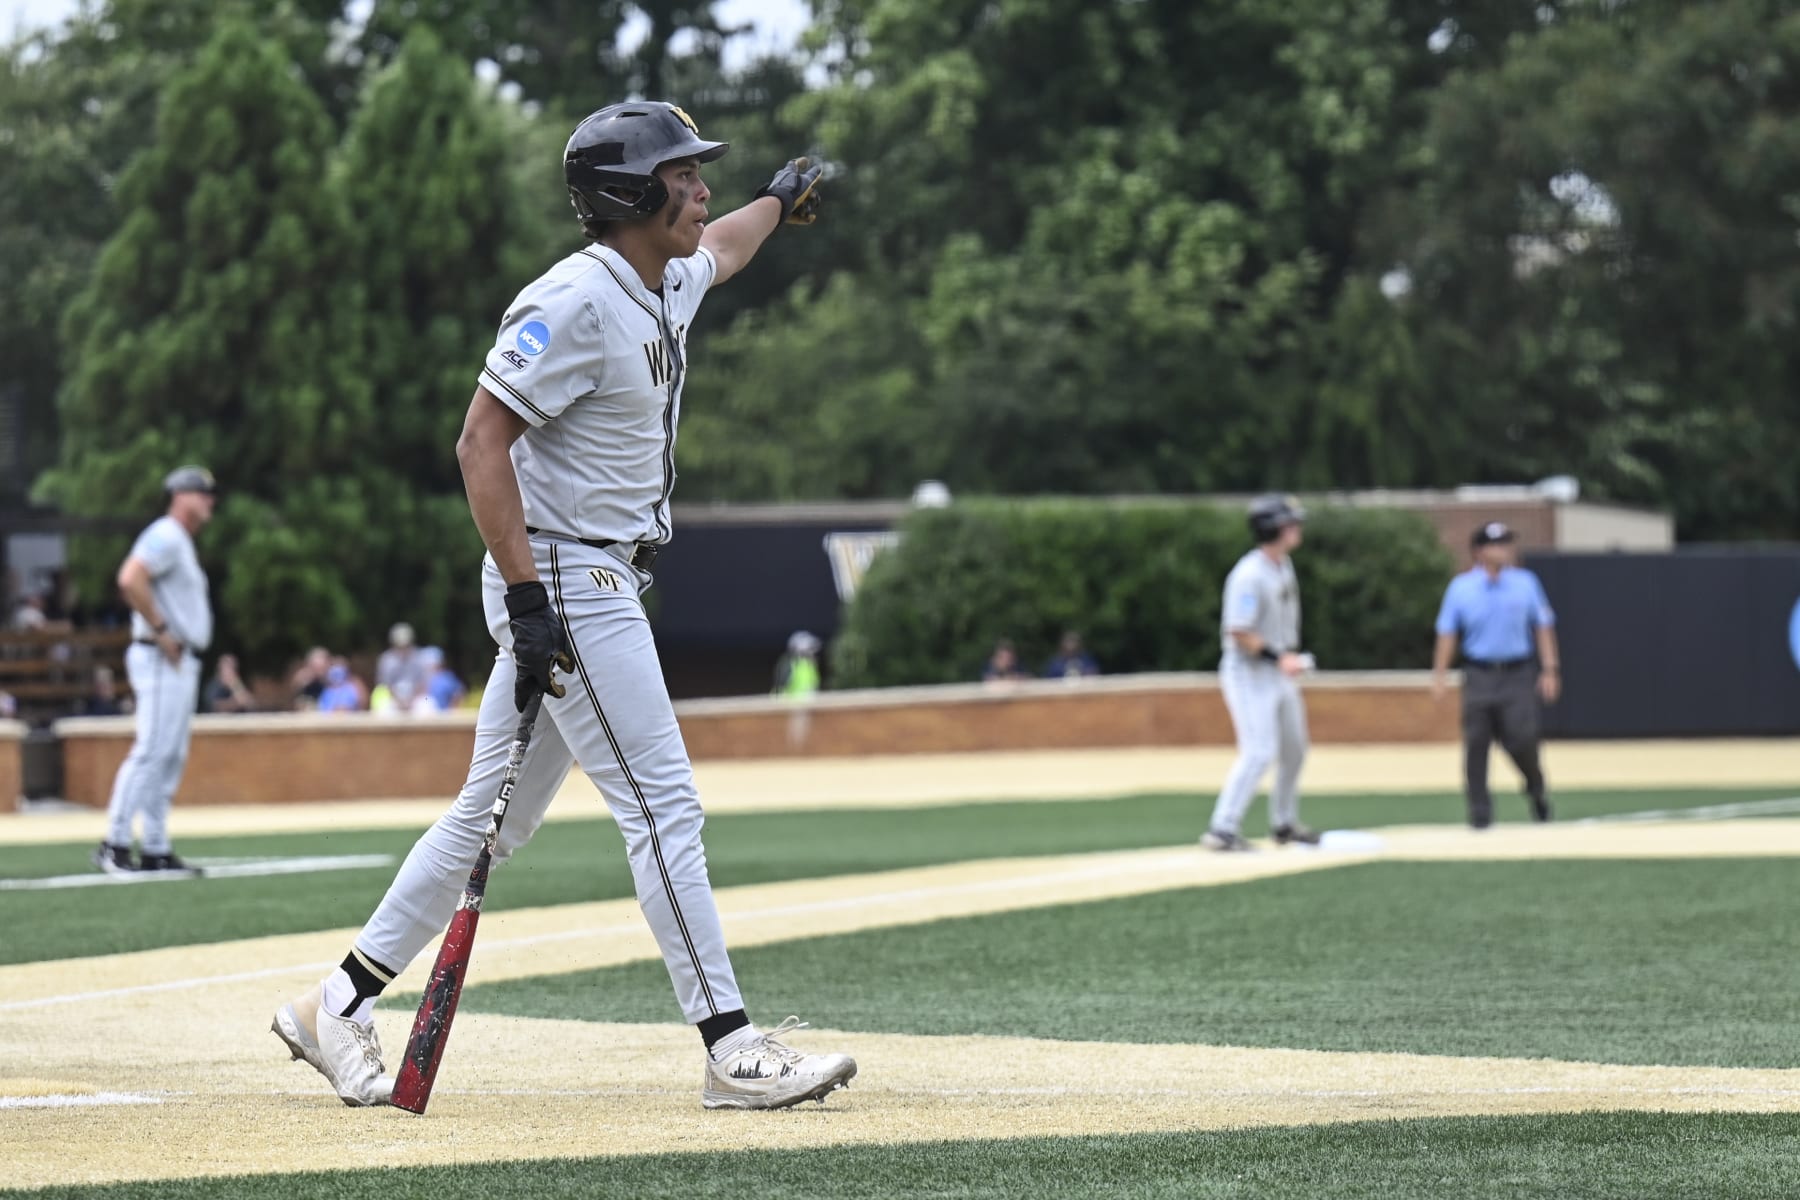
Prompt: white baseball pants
<box><xmin>353</xmin><ymin>539</ymin><xmax>742</xmax><ymax>1022</ymax></box>
<box><xmin>1208</xmin><ymin>659</ymin><xmax>1310</xmax><ymax>834</ymax></box>
<box><xmin>104</xmin><ymin>644</ymin><xmax>200</xmax><ymax>854</ymax></box>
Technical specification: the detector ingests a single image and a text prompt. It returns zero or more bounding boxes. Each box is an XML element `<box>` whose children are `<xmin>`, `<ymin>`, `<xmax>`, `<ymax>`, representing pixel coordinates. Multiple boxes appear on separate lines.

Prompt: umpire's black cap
<box><xmin>1471</xmin><ymin>521</ymin><xmax>1516</xmax><ymax>547</ymax></box>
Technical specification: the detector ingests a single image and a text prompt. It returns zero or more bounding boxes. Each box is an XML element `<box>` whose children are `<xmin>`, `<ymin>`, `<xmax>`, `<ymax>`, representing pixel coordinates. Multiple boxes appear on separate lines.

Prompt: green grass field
<box><xmin>459</xmin><ymin>857</ymin><xmax>1800</xmax><ymax>1067</ymax></box>
<box><xmin>7</xmin><ymin>781</ymin><xmax>1800</xmax><ymax>1199</ymax></box>
<box><xmin>9</xmin><ymin>1113</ymin><xmax>1800</xmax><ymax>1200</ymax></box>
<box><xmin>1</xmin><ymin>785</ymin><xmax>1787</xmax><ymax>964</ymax></box>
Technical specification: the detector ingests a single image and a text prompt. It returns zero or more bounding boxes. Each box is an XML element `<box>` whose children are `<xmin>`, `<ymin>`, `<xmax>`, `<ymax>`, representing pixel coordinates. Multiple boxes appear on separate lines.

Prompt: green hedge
<box><xmin>830</xmin><ymin>499</ymin><xmax>1455</xmax><ymax>688</ymax></box>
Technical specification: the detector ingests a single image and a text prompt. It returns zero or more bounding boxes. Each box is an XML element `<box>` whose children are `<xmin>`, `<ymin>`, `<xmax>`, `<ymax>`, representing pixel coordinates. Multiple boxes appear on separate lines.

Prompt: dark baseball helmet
<box><xmin>1248</xmin><ymin>493</ymin><xmax>1306</xmax><ymax>543</ymax></box>
<box><xmin>162</xmin><ymin>465</ymin><xmax>215</xmax><ymax>497</ymax></box>
<box><xmin>564</xmin><ymin>101</ymin><xmax>728</xmax><ymax>228</ymax></box>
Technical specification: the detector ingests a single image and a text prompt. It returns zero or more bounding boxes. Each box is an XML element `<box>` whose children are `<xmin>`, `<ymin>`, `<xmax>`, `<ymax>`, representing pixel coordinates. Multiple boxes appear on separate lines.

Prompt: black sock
<box><xmin>336</xmin><ymin>951</ymin><xmax>394</xmax><ymax>1017</ymax></box>
<box><xmin>698</xmin><ymin>1009</ymin><xmax>751</xmax><ymax>1050</ymax></box>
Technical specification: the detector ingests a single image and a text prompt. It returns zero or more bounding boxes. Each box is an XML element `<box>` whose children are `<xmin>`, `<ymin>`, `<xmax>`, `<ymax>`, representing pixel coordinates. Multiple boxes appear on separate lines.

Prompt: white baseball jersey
<box><xmin>1219</xmin><ymin>549</ymin><xmax>1300</xmax><ymax>665</ymax></box>
<box><xmin>127</xmin><ymin>516</ymin><xmax>212</xmax><ymax>651</ymax></box>
<box><xmin>478</xmin><ymin>242</ymin><xmax>717</xmax><ymax>545</ymax></box>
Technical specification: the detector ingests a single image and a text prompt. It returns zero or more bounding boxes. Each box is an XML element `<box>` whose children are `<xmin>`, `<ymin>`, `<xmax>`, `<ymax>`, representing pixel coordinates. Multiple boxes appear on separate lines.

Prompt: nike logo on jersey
<box><xmin>672</xmin><ymin>278</ymin><xmax>683</xmax><ymax>291</ymax></box>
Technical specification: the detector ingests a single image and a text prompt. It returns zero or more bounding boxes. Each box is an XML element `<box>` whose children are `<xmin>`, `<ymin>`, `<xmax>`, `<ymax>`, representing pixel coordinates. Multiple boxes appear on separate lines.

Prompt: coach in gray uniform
<box><xmin>92</xmin><ymin>466</ymin><xmax>215</xmax><ymax>875</ymax></box>
<box><xmin>1203</xmin><ymin>495</ymin><xmax>1319</xmax><ymax>851</ymax></box>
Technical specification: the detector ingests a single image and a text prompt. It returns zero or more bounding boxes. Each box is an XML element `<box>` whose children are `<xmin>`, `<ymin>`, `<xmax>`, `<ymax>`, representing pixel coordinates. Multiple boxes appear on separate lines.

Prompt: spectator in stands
<box><xmin>44</xmin><ymin>569</ymin><xmax>77</xmax><ymax>624</ymax></box>
<box><xmin>772</xmin><ymin>631</ymin><xmax>822</xmax><ymax>700</ymax></box>
<box><xmin>290</xmin><ymin>646</ymin><xmax>332</xmax><ymax>710</ymax></box>
<box><xmin>81</xmin><ymin>666</ymin><xmax>128</xmax><ymax>717</ymax></box>
<box><xmin>419</xmin><ymin>647</ymin><xmax>466</xmax><ymax>713</ymax></box>
<box><xmin>981</xmin><ymin>638</ymin><xmax>1032</xmax><ymax>684</ymax></box>
<box><xmin>317</xmin><ymin>662</ymin><xmax>366</xmax><ymax>713</ymax></box>
<box><xmin>374</xmin><ymin>622</ymin><xmax>428</xmax><ymax>713</ymax></box>
<box><xmin>0</xmin><ymin>690</ymin><xmax>15</xmax><ymax>720</ymax></box>
<box><xmin>10</xmin><ymin>592</ymin><xmax>48</xmax><ymax>632</ymax></box>
<box><xmin>1043</xmin><ymin>630</ymin><xmax>1100</xmax><ymax>680</ymax></box>
<box><xmin>204</xmin><ymin>654</ymin><xmax>258</xmax><ymax>714</ymax></box>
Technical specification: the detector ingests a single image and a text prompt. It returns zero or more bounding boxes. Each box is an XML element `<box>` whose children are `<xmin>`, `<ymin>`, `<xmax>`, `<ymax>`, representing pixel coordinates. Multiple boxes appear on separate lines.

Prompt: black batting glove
<box><xmin>504</xmin><ymin>581</ymin><xmax>574</xmax><ymax>712</ymax></box>
<box><xmin>755</xmin><ymin>157</ymin><xmax>824</xmax><ymax>226</ymax></box>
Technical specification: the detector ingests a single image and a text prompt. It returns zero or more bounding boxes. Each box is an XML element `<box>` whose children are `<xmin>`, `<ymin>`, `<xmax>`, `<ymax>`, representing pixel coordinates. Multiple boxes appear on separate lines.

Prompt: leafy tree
<box><xmin>358</xmin><ymin>0</ymin><xmax>751</xmax><ymax>114</ymax></box>
<box><xmin>1398</xmin><ymin>0</ymin><xmax>1800</xmax><ymax>537</ymax></box>
<box><xmin>692</xmin><ymin>0</ymin><xmax>1480</xmax><ymax>503</ymax></box>
<box><xmin>36</xmin><ymin>18</ymin><xmax>377</xmax><ymax>667</ymax></box>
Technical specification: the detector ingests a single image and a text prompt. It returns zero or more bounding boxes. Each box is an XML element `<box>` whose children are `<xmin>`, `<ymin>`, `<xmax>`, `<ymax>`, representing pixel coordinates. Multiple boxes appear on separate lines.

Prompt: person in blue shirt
<box><xmin>1431</xmin><ymin>522</ymin><xmax>1562</xmax><ymax>828</ymax></box>
<box><xmin>1043</xmin><ymin>630</ymin><xmax>1100</xmax><ymax>680</ymax></box>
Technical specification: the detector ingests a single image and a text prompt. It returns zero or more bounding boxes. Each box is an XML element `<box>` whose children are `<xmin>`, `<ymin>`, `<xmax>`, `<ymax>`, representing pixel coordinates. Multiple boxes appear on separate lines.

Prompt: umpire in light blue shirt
<box><xmin>1430</xmin><ymin>522</ymin><xmax>1563</xmax><ymax>828</ymax></box>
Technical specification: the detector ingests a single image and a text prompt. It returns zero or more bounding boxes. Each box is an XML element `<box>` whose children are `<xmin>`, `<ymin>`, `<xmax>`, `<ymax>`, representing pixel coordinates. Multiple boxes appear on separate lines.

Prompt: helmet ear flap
<box><xmin>566</xmin><ymin>168</ymin><xmax>670</xmax><ymax>224</ymax></box>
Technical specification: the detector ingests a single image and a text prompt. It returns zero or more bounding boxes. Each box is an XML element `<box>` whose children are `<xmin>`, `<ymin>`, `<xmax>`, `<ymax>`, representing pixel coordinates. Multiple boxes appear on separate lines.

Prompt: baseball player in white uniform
<box><xmin>92</xmin><ymin>466</ymin><xmax>216</xmax><ymax>876</ymax></box>
<box><xmin>272</xmin><ymin>102</ymin><xmax>855</xmax><ymax>1110</ymax></box>
<box><xmin>1202</xmin><ymin>495</ymin><xmax>1319</xmax><ymax>851</ymax></box>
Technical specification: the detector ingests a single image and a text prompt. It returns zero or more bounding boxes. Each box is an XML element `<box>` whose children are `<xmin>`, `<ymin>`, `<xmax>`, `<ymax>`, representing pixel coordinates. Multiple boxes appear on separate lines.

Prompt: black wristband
<box><xmin>1259</xmin><ymin>647</ymin><xmax>1280</xmax><ymax>663</ymax></box>
<box><xmin>504</xmin><ymin>581</ymin><xmax>550</xmax><ymax>619</ymax></box>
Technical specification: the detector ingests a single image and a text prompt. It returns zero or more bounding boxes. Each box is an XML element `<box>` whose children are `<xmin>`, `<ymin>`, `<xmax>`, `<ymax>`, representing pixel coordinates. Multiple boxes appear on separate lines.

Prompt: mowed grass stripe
<box><xmin>467</xmin><ymin>857</ymin><xmax>1800</xmax><ymax>1070</ymax></box>
<box><xmin>7</xmin><ymin>1112</ymin><xmax>1799</xmax><ymax>1199</ymax></box>
<box><xmin>1</xmin><ymin>786</ymin><xmax>1792</xmax><ymax>966</ymax></box>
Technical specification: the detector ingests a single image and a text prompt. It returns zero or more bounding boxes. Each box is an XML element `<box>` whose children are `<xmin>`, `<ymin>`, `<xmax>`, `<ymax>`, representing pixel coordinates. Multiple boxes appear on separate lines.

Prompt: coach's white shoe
<box><xmin>271</xmin><ymin>983</ymin><xmax>393</xmax><ymax>1107</ymax></box>
<box><xmin>702</xmin><ymin>1017</ymin><xmax>857</xmax><ymax>1110</ymax></box>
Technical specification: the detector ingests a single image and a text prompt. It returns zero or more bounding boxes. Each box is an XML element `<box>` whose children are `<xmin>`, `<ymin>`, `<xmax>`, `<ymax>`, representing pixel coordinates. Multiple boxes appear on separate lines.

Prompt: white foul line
<box><xmin>0</xmin><ymin>854</ymin><xmax>396</xmax><ymax>891</ymax></box>
<box><xmin>0</xmin><ymin>1091</ymin><xmax>166</xmax><ymax>1109</ymax></box>
<box><xmin>0</xmin><ymin>851</ymin><xmax>1224</xmax><ymax>1013</ymax></box>
<box><xmin>1575</xmin><ymin>796</ymin><xmax>1800</xmax><ymax>825</ymax></box>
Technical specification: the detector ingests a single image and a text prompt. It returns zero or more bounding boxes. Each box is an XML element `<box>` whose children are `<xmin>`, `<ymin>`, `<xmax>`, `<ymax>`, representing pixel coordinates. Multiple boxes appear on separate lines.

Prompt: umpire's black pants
<box><xmin>1461</xmin><ymin>662</ymin><xmax>1549</xmax><ymax>827</ymax></box>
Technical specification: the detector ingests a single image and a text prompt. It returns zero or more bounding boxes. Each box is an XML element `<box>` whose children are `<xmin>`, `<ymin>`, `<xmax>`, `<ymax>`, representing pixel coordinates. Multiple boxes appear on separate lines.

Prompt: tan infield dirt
<box><xmin>5</xmin><ymin>737</ymin><xmax>1797</xmax><ymax>843</ymax></box>
<box><xmin>6</xmin><ymin>816</ymin><xmax>1800</xmax><ymax>1188</ymax></box>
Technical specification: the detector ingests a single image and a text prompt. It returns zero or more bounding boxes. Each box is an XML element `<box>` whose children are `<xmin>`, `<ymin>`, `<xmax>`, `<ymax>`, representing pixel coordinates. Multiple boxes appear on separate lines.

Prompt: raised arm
<box><xmin>702</xmin><ymin>158</ymin><xmax>824</xmax><ymax>286</ymax></box>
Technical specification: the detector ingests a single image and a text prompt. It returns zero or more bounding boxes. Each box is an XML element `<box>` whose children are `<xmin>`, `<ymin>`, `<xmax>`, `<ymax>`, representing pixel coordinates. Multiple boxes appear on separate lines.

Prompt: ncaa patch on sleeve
<box><xmin>517</xmin><ymin>321</ymin><xmax>551</xmax><ymax>356</ymax></box>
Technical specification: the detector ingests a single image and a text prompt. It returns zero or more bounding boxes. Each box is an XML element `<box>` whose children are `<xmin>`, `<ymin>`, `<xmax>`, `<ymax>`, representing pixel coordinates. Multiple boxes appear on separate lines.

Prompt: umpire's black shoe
<box><xmin>139</xmin><ymin>852</ymin><xmax>200</xmax><ymax>875</ymax></box>
<box><xmin>92</xmin><ymin>841</ymin><xmax>136</xmax><ymax>875</ymax></box>
<box><xmin>1272</xmin><ymin>824</ymin><xmax>1323</xmax><ymax>846</ymax></box>
<box><xmin>1530</xmin><ymin>798</ymin><xmax>1553</xmax><ymax>823</ymax></box>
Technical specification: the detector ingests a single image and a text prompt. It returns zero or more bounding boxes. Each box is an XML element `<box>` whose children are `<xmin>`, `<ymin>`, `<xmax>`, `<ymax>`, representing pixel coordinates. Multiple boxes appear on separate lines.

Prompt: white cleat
<box><xmin>1200</xmin><ymin>829</ymin><xmax>1256</xmax><ymax>852</ymax></box>
<box><xmin>702</xmin><ymin>1016</ymin><xmax>858</xmax><ymax>1111</ymax></box>
<box><xmin>271</xmin><ymin>983</ymin><xmax>393</xmax><ymax>1107</ymax></box>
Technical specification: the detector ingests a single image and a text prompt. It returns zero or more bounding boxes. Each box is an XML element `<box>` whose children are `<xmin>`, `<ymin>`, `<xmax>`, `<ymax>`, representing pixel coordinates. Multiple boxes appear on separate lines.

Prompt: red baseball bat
<box><xmin>390</xmin><ymin>692</ymin><xmax>545</xmax><ymax>1114</ymax></box>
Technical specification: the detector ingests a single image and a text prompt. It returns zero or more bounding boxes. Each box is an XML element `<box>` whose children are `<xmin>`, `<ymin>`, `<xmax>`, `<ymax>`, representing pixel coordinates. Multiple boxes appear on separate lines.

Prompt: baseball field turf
<box><xmin>3</xmin><ymin>752</ymin><xmax>1799</xmax><ymax>1198</ymax></box>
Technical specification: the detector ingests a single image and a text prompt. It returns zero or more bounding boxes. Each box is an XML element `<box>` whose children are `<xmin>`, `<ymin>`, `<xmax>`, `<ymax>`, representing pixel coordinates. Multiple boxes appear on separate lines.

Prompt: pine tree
<box><xmin>41</xmin><ymin>17</ymin><xmax>378</xmax><ymax>666</ymax></box>
<box><xmin>333</xmin><ymin>26</ymin><xmax>551</xmax><ymax>663</ymax></box>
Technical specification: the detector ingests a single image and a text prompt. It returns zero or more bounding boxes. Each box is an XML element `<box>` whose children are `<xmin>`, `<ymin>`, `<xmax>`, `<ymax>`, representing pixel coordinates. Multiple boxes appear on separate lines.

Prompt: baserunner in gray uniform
<box><xmin>92</xmin><ymin>466</ymin><xmax>216</xmax><ymax>875</ymax></box>
<box><xmin>272</xmin><ymin>102</ymin><xmax>856</xmax><ymax>1111</ymax></box>
<box><xmin>1202</xmin><ymin>495</ymin><xmax>1319</xmax><ymax>851</ymax></box>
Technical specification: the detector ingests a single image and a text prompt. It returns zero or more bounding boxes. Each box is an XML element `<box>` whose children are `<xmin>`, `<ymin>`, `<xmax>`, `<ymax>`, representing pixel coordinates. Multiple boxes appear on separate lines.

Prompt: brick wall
<box><xmin>59</xmin><ymin>715</ymin><xmax>480</xmax><ymax>809</ymax></box>
<box><xmin>677</xmin><ymin>673</ymin><xmax>1456</xmax><ymax>759</ymax></box>
<box><xmin>0</xmin><ymin>720</ymin><xmax>22</xmax><ymax>812</ymax></box>
<box><xmin>54</xmin><ymin>672</ymin><xmax>1459</xmax><ymax>807</ymax></box>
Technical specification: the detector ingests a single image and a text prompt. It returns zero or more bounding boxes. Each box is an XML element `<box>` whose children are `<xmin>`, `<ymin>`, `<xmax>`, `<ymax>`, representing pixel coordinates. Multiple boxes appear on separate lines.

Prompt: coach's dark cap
<box><xmin>1471</xmin><ymin>521</ymin><xmax>1516</xmax><ymax>547</ymax></box>
<box><xmin>163</xmin><ymin>465</ymin><xmax>216</xmax><ymax>495</ymax></box>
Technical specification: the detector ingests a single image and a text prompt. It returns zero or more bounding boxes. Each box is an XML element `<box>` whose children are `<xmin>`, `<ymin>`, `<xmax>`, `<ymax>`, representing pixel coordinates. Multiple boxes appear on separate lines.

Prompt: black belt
<box><xmin>525</xmin><ymin>528</ymin><xmax>660</xmax><ymax>571</ymax></box>
<box><xmin>133</xmin><ymin>638</ymin><xmax>196</xmax><ymax>658</ymax></box>
<box><xmin>1464</xmin><ymin>658</ymin><xmax>1533</xmax><ymax>671</ymax></box>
